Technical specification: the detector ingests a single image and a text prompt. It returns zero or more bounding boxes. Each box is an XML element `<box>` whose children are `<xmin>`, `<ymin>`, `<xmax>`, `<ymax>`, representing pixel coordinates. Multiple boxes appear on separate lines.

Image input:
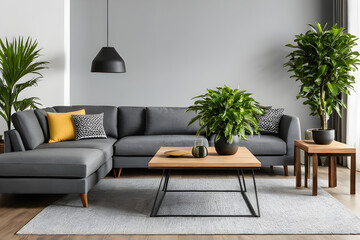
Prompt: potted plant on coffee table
<box><xmin>187</xmin><ymin>85</ymin><xmax>264</xmax><ymax>155</ymax></box>
<box><xmin>285</xmin><ymin>23</ymin><xmax>360</xmax><ymax>144</ymax></box>
<box><xmin>0</xmin><ymin>37</ymin><xmax>48</xmax><ymax>130</ymax></box>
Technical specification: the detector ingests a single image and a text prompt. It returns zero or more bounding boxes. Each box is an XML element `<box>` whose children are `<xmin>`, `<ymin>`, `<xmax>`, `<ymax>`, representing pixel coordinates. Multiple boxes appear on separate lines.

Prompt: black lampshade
<box><xmin>91</xmin><ymin>47</ymin><xmax>126</xmax><ymax>73</ymax></box>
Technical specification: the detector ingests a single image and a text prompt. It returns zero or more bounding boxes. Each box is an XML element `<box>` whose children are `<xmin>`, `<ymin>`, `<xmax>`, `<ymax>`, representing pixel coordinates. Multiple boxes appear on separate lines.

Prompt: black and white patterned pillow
<box><xmin>259</xmin><ymin>105</ymin><xmax>272</xmax><ymax>111</ymax></box>
<box><xmin>72</xmin><ymin>113</ymin><xmax>107</xmax><ymax>140</ymax></box>
<box><xmin>256</xmin><ymin>108</ymin><xmax>284</xmax><ymax>134</ymax></box>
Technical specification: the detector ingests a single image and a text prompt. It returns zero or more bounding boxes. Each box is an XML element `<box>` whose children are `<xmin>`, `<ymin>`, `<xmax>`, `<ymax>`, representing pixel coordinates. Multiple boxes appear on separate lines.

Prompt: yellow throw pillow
<box><xmin>47</xmin><ymin>109</ymin><xmax>86</xmax><ymax>143</ymax></box>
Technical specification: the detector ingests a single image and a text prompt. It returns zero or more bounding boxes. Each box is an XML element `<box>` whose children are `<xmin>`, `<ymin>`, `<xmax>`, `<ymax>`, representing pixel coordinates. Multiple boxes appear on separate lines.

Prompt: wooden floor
<box><xmin>1</xmin><ymin>166</ymin><xmax>360</xmax><ymax>240</ymax></box>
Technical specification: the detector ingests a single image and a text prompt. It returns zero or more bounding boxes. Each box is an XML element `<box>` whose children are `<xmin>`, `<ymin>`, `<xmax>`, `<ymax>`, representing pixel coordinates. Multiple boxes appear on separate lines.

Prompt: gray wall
<box><xmin>70</xmin><ymin>0</ymin><xmax>333</xmax><ymax>136</ymax></box>
<box><xmin>0</xmin><ymin>0</ymin><xmax>65</xmax><ymax>134</ymax></box>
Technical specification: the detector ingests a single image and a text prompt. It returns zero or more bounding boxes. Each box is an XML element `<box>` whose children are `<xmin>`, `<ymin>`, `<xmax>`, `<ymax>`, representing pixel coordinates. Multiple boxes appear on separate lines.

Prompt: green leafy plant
<box><xmin>187</xmin><ymin>85</ymin><xmax>264</xmax><ymax>143</ymax></box>
<box><xmin>0</xmin><ymin>37</ymin><xmax>48</xmax><ymax>130</ymax></box>
<box><xmin>284</xmin><ymin>22</ymin><xmax>360</xmax><ymax>129</ymax></box>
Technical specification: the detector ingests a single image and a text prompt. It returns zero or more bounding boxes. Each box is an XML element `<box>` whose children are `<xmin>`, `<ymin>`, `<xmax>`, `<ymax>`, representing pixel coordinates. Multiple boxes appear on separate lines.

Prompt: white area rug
<box><xmin>18</xmin><ymin>178</ymin><xmax>360</xmax><ymax>235</ymax></box>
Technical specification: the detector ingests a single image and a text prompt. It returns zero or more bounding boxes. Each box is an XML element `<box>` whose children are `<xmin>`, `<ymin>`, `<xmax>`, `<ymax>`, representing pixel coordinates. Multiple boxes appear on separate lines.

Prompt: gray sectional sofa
<box><xmin>0</xmin><ymin>105</ymin><xmax>300</xmax><ymax>207</ymax></box>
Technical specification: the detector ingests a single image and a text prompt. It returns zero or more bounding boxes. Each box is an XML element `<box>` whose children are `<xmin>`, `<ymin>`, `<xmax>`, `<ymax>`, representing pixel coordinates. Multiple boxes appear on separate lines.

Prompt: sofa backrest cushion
<box><xmin>12</xmin><ymin>110</ymin><xmax>45</xmax><ymax>150</ymax></box>
<box><xmin>53</xmin><ymin>105</ymin><xmax>118</xmax><ymax>138</ymax></box>
<box><xmin>118</xmin><ymin>106</ymin><xmax>146</xmax><ymax>138</ymax></box>
<box><xmin>145</xmin><ymin>107</ymin><xmax>202</xmax><ymax>135</ymax></box>
<box><xmin>35</xmin><ymin>107</ymin><xmax>56</xmax><ymax>142</ymax></box>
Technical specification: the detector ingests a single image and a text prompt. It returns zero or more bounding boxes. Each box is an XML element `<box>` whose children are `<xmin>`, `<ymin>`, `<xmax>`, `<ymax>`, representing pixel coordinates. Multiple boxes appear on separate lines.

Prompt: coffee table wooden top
<box><xmin>294</xmin><ymin>140</ymin><xmax>356</xmax><ymax>154</ymax></box>
<box><xmin>148</xmin><ymin>147</ymin><xmax>261</xmax><ymax>168</ymax></box>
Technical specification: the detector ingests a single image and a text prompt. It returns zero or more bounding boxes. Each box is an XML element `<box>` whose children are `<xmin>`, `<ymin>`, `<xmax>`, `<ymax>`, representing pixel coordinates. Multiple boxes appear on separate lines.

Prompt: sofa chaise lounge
<box><xmin>0</xmin><ymin>105</ymin><xmax>301</xmax><ymax>207</ymax></box>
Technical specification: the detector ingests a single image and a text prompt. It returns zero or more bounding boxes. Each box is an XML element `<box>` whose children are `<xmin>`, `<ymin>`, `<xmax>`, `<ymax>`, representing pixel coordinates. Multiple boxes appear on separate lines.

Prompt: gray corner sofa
<box><xmin>0</xmin><ymin>105</ymin><xmax>300</xmax><ymax>207</ymax></box>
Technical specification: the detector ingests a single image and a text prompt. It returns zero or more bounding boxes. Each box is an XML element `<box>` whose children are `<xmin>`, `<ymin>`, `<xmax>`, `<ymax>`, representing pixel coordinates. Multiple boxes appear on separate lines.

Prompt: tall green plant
<box><xmin>285</xmin><ymin>23</ymin><xmax>360</xmax><ymax>129</ymax></box>
<box><xmin>0</xmin><ymin>37</ymin><xmax>48</xmax><ymax>130</ymax></box>
<box><xmin>187</xmin><ymin>85</ymin><xmax>264</xmax><ymax>143</ymax></box>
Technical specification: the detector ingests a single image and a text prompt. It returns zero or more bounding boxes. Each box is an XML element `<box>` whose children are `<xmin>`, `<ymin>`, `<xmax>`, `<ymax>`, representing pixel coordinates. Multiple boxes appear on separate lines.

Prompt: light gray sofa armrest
<box><xmin>278</xmin><ymin>114</ymin><xmax>301</xmax><ymax>158</ymax></box>
<box><xmin>4</xmin><ymin>129</ymin><xmax>26</xmax><ymax>153</ymax></box>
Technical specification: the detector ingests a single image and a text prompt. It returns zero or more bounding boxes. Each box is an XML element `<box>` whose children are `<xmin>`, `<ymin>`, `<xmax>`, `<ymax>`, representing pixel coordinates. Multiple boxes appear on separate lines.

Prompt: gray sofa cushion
<box><xmin>12</xmin><ymin>110</ymin><xmax>45</xmax><ymax>150</ymax></box>
<box><xmin>118</xmin><ymin>106</ymin><xmax>146</xmax><ymax>138</ymax></box>
<box><xmin>53</xmin><ymin>105</ymin><xmax>118</xmax><ymax>138</ymax></box>
<box><xmin>145</xmin><ymin>107</ymin><xmax>202</xmax><ymax>135</ymax></box>
<box><xmin>114</xmin><ymin>135</ymin><xmax>208</xmax><ymax>156</ymax></box>
<box><xmin>239</xmin><ymin>135</ymin><xmax>286</xmax><ymax>155</ymax></box>
<box><xmin>0</xmin><ymin>148</ymin><xmax>104</xmax><ymax>178</ymax></box>
<box><xmin>207</xmin><ymin>134</ymin><xmax>286</xmax><ymax>155</ymax></box>
<box><xmin>34</xmin><ymin>107</ymin><xmax>56</xmax><ymax>142</ymax></box>
<box><xmin>36</xmin><ymin>137</ymin><xmax>116</xmax><ymax>160</ymax></box>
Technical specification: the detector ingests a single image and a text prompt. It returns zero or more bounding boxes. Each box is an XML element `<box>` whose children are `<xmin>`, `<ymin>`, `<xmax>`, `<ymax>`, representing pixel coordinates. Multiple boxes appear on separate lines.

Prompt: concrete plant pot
<box><xmin>214</xmin><ymin>135</ymin><xmax>240</xmax><ymax>155</ymax></box>
<box><xmin>312</xmin><ymin>129</ymin><xmax>335</xmax><ymax>145</ymax></box>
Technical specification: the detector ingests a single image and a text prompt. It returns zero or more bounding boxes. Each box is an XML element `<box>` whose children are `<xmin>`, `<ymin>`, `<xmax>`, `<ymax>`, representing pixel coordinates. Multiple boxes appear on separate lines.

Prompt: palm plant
<box><xmin>187</xmin><ymin>85</ymin><xmax>264</xmax><ymax>144</ymax></box>
<box><xmin>0</xmin><ymin>37</ymin><xmax>48</xmax><ymax>130</ymax></box>
<box><xmin>284</xmin><ymin>23</ymin><xmax>360</xmax><ymax>130</ymax></box>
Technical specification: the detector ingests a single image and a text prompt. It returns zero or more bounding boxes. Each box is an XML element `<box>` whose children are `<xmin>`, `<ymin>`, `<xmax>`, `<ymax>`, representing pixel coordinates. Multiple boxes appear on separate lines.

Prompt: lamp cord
<box><xmin>107</xmin><ymin>0</ymin><xmax>109</xmax><ymax>47</ymax></box>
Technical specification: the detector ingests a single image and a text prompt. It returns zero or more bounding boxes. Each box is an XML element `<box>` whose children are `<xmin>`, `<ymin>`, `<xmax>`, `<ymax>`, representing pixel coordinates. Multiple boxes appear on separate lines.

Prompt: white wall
<box><xmin>0</xmin><ymin>0</ymin><xmax>66</xmax><ymax>134</ymax></box>
<box><xmin>70</xmin><ymin>0</ymin><xmax>333</xmax><ymax>137</ymax></box>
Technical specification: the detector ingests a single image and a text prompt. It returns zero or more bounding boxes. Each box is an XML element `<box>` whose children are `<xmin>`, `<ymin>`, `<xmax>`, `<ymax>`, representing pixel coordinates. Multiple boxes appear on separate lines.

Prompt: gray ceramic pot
<box><xmin>214</xmin><ymin>135</ymin><xmax>239</xmax><ymax>155</ymax></box>
<box><xmin>312</xmin><ymin>129</ymin><xmax>335</xmax><ymax>145</ymax></box>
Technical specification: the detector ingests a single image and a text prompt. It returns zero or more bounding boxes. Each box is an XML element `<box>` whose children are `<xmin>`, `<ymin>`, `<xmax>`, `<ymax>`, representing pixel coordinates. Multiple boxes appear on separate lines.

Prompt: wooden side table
<box><xmin>294</xmin><ymin>140</ymin><xmax>356</xmax><ymax>196</ymax></box>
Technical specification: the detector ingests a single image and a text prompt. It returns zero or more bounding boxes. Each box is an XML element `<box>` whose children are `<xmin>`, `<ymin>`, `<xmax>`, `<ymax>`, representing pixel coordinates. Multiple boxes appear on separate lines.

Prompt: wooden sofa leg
<box><xmin>114</xmin><ymin>168</ymin><xmax>122</xmax><ymax>178</ymax></box>
<box><xmin>283</xmin><ymin>165</ymin><xmax>289</xmax><ymax>176</ymax></box>
<box><xmin>80</xmin><ymin>193</ymin><xmax>88</xmax><ymax>208</ymax></box>
<box><xmin>117</xmin><ymin>168</ymin><xmax>122</xmax><ymax>177</ymax></box>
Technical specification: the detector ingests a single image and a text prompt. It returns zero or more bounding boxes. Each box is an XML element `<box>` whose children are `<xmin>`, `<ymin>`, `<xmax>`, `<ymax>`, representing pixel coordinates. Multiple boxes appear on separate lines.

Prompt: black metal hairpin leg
<box><xmin>150</xmin><ymin>168</ymin><xmax>260</xmax><ymax>217</ymax></box>
<box><xmin>237</xmin><ymin>170</ymin><xmax>244</xmax><ymax>192</ymax></box>
<box><xmin>162</xmin><ymin>170</ymin><xmax>171</xmax><ymax>191</ymax></box>
<box><xmin>241</xmin><ymin>169</ymin><xmax>247</xmax><ymax>192</ymax></box>
<box><xmin>237</xmin><ymin>169</ymin><xmax>248</xmax><ymax>192</ymax></box>
<box><xmin>237</xmin><ymin>169</ymin><xmax>259</xmax><ymax>217</ymax></box>
<box><xmin>150</xmin><ymin>169</ymin><xmax>170</xmax><ymax>217</ymax></box>
<box><xmin>252</xmin><ymin>169</ymin><xmax>260</xmax><ymax>217</ymax></box>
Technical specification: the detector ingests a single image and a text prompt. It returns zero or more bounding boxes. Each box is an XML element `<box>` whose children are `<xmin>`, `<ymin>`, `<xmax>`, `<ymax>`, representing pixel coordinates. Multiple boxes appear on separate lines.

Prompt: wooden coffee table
<box><xmin>148</xmin><ymin>147</ymin><xmax>261</xmax><ymax>217</ymax></box>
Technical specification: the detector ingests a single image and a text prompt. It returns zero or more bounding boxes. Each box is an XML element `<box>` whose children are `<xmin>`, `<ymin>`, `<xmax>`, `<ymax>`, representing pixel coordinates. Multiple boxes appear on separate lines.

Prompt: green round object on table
<box><xmin>192</xmin><ymin>146</ymin><xmax>208</xmax><ymax>158</ymax></box>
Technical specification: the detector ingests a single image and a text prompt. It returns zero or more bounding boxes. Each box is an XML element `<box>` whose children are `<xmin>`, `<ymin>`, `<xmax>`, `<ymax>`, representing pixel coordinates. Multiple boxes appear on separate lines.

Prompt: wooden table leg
<box><xmin>305</xmin><ymin>152</ymin><xmax>309</xmax><ymax>188</ymax></box>
<box><xmin>295</xmin><ymin>146</ymin><xmax>301</xmax><ymax>188</ymax></box>
<box><xmin>329</xmin><ymin>156</ymin><xmax>337</xmax><ymax>187</ymax></box>
<box><xmin>313</xmin><ymin>153</ymin><xmax>318</xmax><ymax>196</ymax></box>
<box><xmin>351</xmin><ymin>153</ymin><xmax>356</xmax><ymax>194</ymax></box>
<box><xmin>294</xmin><ymin>148</ymin><xmax>296</xmax><ymax>176</ymax></box>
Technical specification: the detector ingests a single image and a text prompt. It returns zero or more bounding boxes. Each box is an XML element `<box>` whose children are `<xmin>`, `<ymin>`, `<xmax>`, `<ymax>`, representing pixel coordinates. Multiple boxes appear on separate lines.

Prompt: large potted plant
<box><xmin>187</xmin><ymin>85</ymin><xmax>264</xmax><ymax>155</ymax></box>
<box><xmin>0</xmin><ymin>37</ymin><xmax>48</xmax><ymax>130</ymax></box>
<box><xmin>285</xmin><ymin>23</ymin><xmax>360</xmax><ymax>144</ymax></box>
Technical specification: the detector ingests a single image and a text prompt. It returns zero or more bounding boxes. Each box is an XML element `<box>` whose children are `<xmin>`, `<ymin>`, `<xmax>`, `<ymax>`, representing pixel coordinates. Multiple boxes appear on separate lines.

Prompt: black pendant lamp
<box><xmin>91</xmin><ymin>0</ymin><xmax>126</xmax><ymax>73</ymax></box>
